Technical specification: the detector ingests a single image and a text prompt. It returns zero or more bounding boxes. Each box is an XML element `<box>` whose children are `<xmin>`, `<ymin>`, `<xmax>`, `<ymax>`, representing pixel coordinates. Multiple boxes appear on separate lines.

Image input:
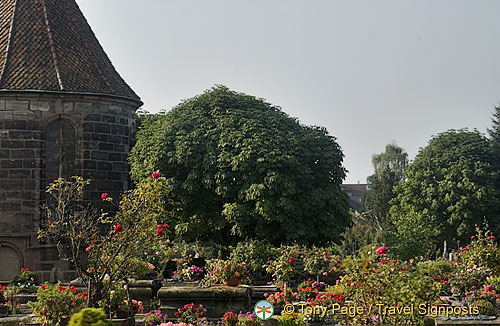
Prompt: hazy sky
<box><xmin>78</xmin><ymin>1</ymin><xmax>500</xmax><ymax>183</ymax></box>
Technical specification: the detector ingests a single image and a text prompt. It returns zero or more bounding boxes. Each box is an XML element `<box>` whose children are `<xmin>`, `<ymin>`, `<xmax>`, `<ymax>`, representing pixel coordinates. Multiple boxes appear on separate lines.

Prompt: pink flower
<box><xmin>289</xmin><ymin>257</ymin><xmax>295</xmax><ymax>263</ymax></box>
<box><xmin>488</xmin><ymin>236</ymin><xmax>495</xmax><ymax>240</ymax></box>
<box><xmin>471</xmin><ymin>236</ymin><xmax>476</xmax><ymax>240</ymax></box>
<box><xmin>114</xmin><ymin>224</ymin><xmax>123</xmax><ymax>233</ymax></box>
<box><xmin>152</xmin><ymin>171</ymin><xmax>160</xmax><ymax>179</ymax></box>
<box><xmin>148</xmin><ymin>263</ymin><xmax>155</xmax><ymax>270</ymax></box>
<box><xmin>376</xmin><ymin>246</ymin><xmax>388</xmax><ymax>255</ymax></box>
<box><xmin>101</xmin><ymin>193</ymin><xmax>109</xmax><ymax>200</ymax></box>
<box><xmin>485</xmin><ymin>285</ymin><xmax>494</xmax><ymax>292</ymax></box>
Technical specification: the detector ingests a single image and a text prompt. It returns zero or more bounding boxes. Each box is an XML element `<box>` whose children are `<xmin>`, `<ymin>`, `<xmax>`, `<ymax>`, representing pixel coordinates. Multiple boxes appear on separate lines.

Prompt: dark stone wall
<box><xmin>0</xmin><ymin>92</ymin><xmax>138</xmax><ymax>282</ymax></box>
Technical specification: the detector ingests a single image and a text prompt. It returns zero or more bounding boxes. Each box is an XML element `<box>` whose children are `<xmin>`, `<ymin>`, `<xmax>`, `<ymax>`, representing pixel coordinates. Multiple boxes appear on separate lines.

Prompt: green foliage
<box><xmin>449</xmin><ymin>266</ymin><xmax>492</xmax><ymax>298</ymax></box>
<box><xmin>303</xmin><ymin>247</ymin><xmax>333</xmax><ymax>278</ymax></box>
<box><xmin>29</xmin><ymin>283</ymin><xmax>87</xmax><ymax>326</ymax></box>
<box><xmin>488</xmin><ymin>106</ymin><xmax>500</xmax><ymax>145</ymax></box>
<box><xmin>390</xmin><ymin>129</ymin><xmax>499</xmax><ymax>259</ymax></box>
<box><xmin>487</xmin><ymin>275</ymin><xmax>500</xmax><ymax>293</ymax></box>
<box><xmin>11</xmin><ymin>268</ymin><xmax>38</xmax><ymax>289</ymax></box>
<box><xmin>339</xmin><ymin>256</ymin><xmax>438</xmax><ymax>325</ymax></box>
<box><xmin>39</xmin><ymin>176</ymin><xmax>169</xmax><ymax>306</ymax></box>
<box><xmin>203</xmin><ymin>259</ymin><xmax>248</xmax><ymax>285</ymax></box>
<box><xmin>68</xmin><ymin>308</ymin><xmax>112</xmax><ymax>326</ymax></box>
<box><xmin>229</xmin><ymin>240</ymin><xmax>272</xmax><ymax>281</ymax></box>
<box><xmin>459</xmin><ymin>226</ymin><xmax>500</xmax><ymax>272</ymax></box>
<box><xmin>264</xmin><ymin>245</ymin><xmax>304</xmax><ymax>284</ymax></box>
<box><xmin>129</xmin><ymin>86</ymin><xmax>350</xmax><ymax>245</ymax></box>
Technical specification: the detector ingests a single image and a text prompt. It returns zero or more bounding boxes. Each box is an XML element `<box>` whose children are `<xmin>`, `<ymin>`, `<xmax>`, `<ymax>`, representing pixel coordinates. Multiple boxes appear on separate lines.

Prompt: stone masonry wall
<box><xmin>0</xmin><ymin>92</ymin><xmax>138</xmax><ymax>282</ymax></box>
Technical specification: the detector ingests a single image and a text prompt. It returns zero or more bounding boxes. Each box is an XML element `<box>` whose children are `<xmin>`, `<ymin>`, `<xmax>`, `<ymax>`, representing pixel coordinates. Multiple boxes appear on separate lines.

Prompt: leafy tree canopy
<box><xmin>129</xmin><ymin>86</ymin><xmax>350</xmax><ymax>245</ymax></box>
<box><xmin>389</xmin><ymin>129</ymin><xmax>500</xmax><ymax>259</ymax></box>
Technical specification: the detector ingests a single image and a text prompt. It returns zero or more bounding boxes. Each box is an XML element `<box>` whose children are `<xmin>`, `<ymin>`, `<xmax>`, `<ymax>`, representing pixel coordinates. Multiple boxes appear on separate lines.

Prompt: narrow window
<box><xmin>45</xmin><ymin>118</ymin><xmax>76</xmax><ymax>184</ymax></box>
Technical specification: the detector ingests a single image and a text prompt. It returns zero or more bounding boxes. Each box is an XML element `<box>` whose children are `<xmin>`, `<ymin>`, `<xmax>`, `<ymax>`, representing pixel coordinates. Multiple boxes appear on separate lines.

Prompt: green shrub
<box><xmin>29</xmin><ymin>283</ymin><xmax>87</xmax><ymax>325</ymax></box>
<box><xmin>459</xmin><ymin>226</ymin><xmax>500</xmax><ymax>272</ymax></box>
<box><xmin>11</xmin><ymin>268</ymin><xmax>38</xmax><ymax>289</ymax></box>
<box><xmin>68</xmin><ymin>308</ymin><xmax>113</xmax><ymax>326</ymax></box>
<box><xmin>229</xmin><ymin>240</ymin><xmax>272</xmax><ymax>281</ymax></box>
<box><xmin>449</xmin><ymin>266</ymin><xmax>493</xmax><ymax>298</ymax></box>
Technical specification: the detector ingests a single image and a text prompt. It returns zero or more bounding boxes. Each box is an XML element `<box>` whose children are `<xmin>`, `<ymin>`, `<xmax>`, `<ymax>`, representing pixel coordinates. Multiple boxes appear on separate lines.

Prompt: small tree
<box><xmin>39</xmin><ymin>175</ymin><xmax>169</xmax><ymax>307</ymax></box>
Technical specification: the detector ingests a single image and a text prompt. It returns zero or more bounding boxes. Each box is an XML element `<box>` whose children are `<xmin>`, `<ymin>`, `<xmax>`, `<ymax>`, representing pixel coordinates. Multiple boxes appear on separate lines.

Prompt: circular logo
<box><xmin>254</xmin><ymin>300</ymin><xmax>274</xmax><ymax>320</ymax></box>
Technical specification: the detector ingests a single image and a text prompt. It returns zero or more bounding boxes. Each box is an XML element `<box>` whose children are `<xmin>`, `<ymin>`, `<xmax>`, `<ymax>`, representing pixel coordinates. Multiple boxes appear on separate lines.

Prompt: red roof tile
<box><xmin>0</xmin><ymin>0</ymin><xmax>141</xmax><ymax>104</ymax></box>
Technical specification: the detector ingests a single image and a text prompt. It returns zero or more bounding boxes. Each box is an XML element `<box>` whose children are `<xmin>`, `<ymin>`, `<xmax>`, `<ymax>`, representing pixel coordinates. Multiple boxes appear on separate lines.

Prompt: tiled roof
<box><xmin>0</xmin><ymin>0</ymin><xmax>141</xmax><ymax>104</ymax></box>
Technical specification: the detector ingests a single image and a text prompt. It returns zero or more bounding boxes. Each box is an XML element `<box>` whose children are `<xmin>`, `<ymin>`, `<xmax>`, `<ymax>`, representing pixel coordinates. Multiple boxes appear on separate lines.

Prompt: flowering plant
<box><xmin>459</xmin><ymin>225</ymin><xmax>500</xmax><ymax>272</ymax></box>
<box><xmin>463</xmin><ymin>285</ymin><xmax>500</xmax><ymax>307</ymax></box>
<box><xmin>277</xmin><ymin>312</ymin><xmax>305</xmax><ymax>326</ymax></box>
<box><xmin>29</xmin><ymin>283</ymin><xmax>87</xmax><ymax>325</ymax></box>
<box><xmin>0</xmin><ymin>284</ymin><xmax>6</xmax><ymax>302</ymax></box>
<box><xmin>236</xmin><ymin>311</ymin><xmax>260</xmax><ymax>326</ymax></box>
<box><xmin>143</xmin><ymin>309</ymin><xmax>168</xmax><ymax>326</ymax></box>
<box><xmin>0</xmin><ymin>301</ymin><xmax>21</xmax><ymax>315</ymax></box>
<box><xmin>11</xmin><ymin>268</ymin><xmax>38</xmax><ymax>289</ymax></box>
<box><xmin>39</xmin><ymin>175</ymin><xmax>169</xmax><ymax>306</ymax></box>
<box><xmin>296</xmin><ymin>279</ymin><xmax>323</xmax><ymax>301</ymax></box>
<box><xmin>449</xmin><ymin>265</ymin><xmax>492</xmax><ymax>298</ymax></box>
<box><xmin>174</xmin><ymin>303</ymin><xmax>206</xmax><ymax>324</ymax></box>
<box><xmin>122</xmin><ymin>298</ymin><xmax>144</xmax><ymax>314</ymax></box>
<box><xmin>222</xmin><ymin>312</ymin><xmax>239</xmax><ymax>326</ymax></box>
<box><xmin>303</xmin><ymin>247</ymin><xmax>333</xmax><ymax>278</ymax></box>
<box><xmin>263</xmin><ymin>284</ymin><xmax>299</xmax><ymax>309</ymax></box>
<box><xmin>204</xmin><ymin>259</ymin><xmax>247</xmax><ymax>285</ymax></box>
<box><xmin>264</xmin><ymin>245</ymin><xmax>304</xmax><ymax>285</ymax></box>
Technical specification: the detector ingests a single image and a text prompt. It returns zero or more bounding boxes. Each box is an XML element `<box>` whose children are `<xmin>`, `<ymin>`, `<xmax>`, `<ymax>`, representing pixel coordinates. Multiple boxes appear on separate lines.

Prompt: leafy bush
<box><xmin>338</xmin><ymin>254</ymin><xmax>438</xmax><ymax>325</ymax></box>
<box><xmin>68</xmin><ymin>308</ymin><xmax>112</xmax><ymax>326</ymax></box>
<box><xmin>203</xmin><ymin>259</ymin><xmax>247</xmax><ymax>285</ymax></box>
<box><xmin>11</xmin><ymin>268</ymin><xmax>38</xmax><ymax>289</ymax></box>
<box><xmin>264</xmin><ymin>245</ymin><xmax>305</xmax><ymax>285</ymax></box>
<box><xmin>229</xmin><ymin>240</ymin><xmax>272</xmax><ymax>281</ymax></box>
<box><xmin>459</xmin><ymin>226</ymin><xmax>500</xmax><ymax>272</ymax></box>
<box><xmin>29</xmin><ymin>283</ymin><xmax>87</xmax><ymax>325</ymax></box>
<box><xmin>449</xmin><ymin>266</ymin><xmax>493</xmax><ymax>298</ymax></box>
<box><xmin>416</xmin><ymin>259</ymin><xmax>456</xmax><ymax>295</ymax></box>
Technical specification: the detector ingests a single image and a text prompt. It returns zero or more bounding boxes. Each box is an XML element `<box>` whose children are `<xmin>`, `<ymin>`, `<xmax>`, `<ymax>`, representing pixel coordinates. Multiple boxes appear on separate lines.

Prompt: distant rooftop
<box><xmin>0</xmin><ymin>0</ymin><xmax>141</xmax><ymax>104</ymax></box>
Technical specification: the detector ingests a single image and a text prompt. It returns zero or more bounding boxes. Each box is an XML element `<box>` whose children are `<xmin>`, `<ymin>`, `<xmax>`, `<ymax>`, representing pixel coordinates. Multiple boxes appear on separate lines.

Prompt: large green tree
<box><xmin>390</xmin><ymin>129</ymin><xmax>499</xmax><ymax>259</ymax></box>
<box><xmin>129</xmin><ymin>86</ymin><xmax>350</xmax><ymax>245</ymax></box>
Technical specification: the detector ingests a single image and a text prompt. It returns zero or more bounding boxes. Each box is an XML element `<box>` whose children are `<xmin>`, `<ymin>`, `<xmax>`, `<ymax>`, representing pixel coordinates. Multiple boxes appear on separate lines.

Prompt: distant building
<box><xmin>341</xmin><ymin>183</ymin><xmax>370</xmax><ymax>213</ymax></box>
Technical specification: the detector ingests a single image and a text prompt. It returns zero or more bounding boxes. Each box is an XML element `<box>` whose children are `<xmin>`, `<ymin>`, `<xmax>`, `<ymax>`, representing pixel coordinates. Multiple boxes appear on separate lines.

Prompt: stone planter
<box><xmin>158</xmin><ymin>285</ymin><xmax>252</xmax><ymax>319</ymax></box>
<box><xmin>0</xmin><ymin>305</ymin><xmax>8</xmax><ymax>317</ymax></box>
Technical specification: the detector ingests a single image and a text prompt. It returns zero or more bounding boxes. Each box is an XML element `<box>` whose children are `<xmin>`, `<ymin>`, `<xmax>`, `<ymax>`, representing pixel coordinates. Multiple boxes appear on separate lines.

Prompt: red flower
<box><xmin>48</xmin><ymin>221</ymin><xmax>53</xmax><ymax>226</ymax></box>
<box><xmin>156</xmin><ymin>224</ymin><xmax>170</xmax><ymax>236</ymax></box>
<box><xmin>85</xmin><ymin>245</ymin><xmax>92</xmax><ymax>252</ymax></box>
<box><xmin>488</xmin><ymin>236</ymin><xmax>495</xmax><ymax>240</ymax></box>
<box><xmin>289</xmin><ymin>257</ymin><xmax>295</xmax><ymax>263</ymax></box>
<box><xmin>40</xmin><ymin>285</ymin><xmax>46</xmax><ymax>290</ymax></box>
<box><xmin>152</xmin><ymin>171</ymin><xmax>160</xmax><ymax>179</ymax></box>
<box><xmin>376</xmin><ymin>246</ymin><xmax>388</xmax><ymax>255</ymax></box>
<box><xmin>114</xmin><ymin>224</ymin><xmax>123</xmax><ymax>233</ymax></box>
<box><xmin>101</xmin><ymin>193</ymin><xmax>109</xmax><ymax>200</ymax></box>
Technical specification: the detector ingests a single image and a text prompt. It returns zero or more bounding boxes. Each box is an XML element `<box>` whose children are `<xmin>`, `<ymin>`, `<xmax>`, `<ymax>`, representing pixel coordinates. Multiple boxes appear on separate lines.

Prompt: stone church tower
<box><xmin>0</xmin><ymin>0</ymin><xmax>142</xmax><ymax>281</ymax></box>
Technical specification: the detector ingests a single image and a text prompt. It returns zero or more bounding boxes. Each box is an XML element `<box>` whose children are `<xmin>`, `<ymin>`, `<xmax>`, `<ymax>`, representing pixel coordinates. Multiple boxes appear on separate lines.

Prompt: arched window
<box><xmin>45</xmin><ymin>118</ymin><xmax>76</xmax><ymax>184</ymax></box>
